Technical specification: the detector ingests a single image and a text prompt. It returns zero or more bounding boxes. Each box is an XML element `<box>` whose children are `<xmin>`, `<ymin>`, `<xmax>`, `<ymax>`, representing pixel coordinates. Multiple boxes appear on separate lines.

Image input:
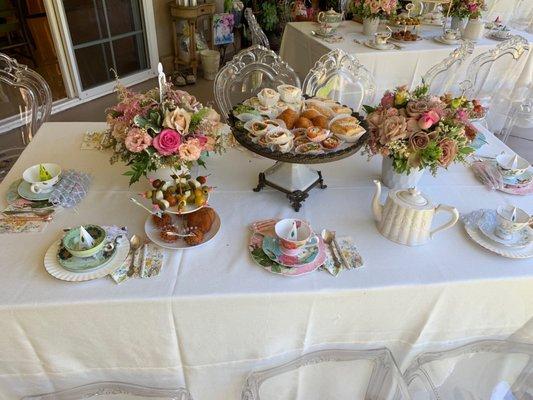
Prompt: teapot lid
<box><xmin>392</xmin><ymin>187</ymin><xmax>432</xmax><ymax>209</ymax></box>
<box><xmin>325</xmin><ymin>8</ymin><xmax>341</xmax><ymax>15</ymax></box>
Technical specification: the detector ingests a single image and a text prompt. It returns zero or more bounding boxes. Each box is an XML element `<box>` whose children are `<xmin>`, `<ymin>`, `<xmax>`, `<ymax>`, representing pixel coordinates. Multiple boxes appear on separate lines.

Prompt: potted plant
<box><xmin>349</xmin><ymin>0</ymin><xmax>398</xmax><ymax>36</ymax></box>
<box><xmin>449</xmin><ymin>0</ymin><xmax>486</xmax><ymax>31</ymax></box>
<box><xmin>363</xmin><ymin>85</ymin><xmax>479</xmax><ymax>189</ymax></box>
<box><xmin>259</xmin><ymin>0</ymin><xmax>282</xmax><ymax>50</ymax></box>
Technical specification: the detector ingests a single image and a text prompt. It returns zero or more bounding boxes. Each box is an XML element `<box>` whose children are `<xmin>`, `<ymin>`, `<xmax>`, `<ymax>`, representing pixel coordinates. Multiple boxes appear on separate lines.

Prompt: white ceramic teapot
<box><xmin>462</xmin><ymin>18</ymin><xmax>485</xmax><ymax>41</ymax></box>
<box><xmin>372</xmin><ymin>180</ymin><xmax>459</xmax><ymax>246</ymax></box>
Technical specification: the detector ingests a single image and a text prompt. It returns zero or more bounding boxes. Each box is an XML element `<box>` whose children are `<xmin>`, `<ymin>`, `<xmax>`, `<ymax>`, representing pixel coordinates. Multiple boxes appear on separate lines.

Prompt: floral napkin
<box><xmin>320</xmin><ymin>236</ymin><xmax>364</xmax><ymax>277</ymax></box>
<box><xmin>0</xmin><ymin>217</ymin><xmax>49</xmax><ymax>234</ymax></box>
<box><xmin>81</xmin><ymin>131</ymin><xmax>106</xmax><ymax>150</ymax></box>
<box><xmin>110</xmin><ymin>240</ymin><xmax>165</xmax><ymax>284</ymax></box>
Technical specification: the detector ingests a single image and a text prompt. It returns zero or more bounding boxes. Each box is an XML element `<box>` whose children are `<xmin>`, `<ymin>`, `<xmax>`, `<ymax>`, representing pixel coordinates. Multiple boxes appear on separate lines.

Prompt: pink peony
<box><xmin>178</xmin><ymin>138</ymin><xmax>203</xmax><ymax>161</ymax></box>
<box><xmin>124</xmin><ymin>127</ymin><xmax>152</xmax><ymax>153</ymax></box>
<box><xmin>153</xmin><ymin>128</ymin><xmax>181</xmax><ymax>155</ymax></box>
<box><xmin>418</xmin><ymin>110</ymin><xmax>440</xmax><ymax>130</ymax></box>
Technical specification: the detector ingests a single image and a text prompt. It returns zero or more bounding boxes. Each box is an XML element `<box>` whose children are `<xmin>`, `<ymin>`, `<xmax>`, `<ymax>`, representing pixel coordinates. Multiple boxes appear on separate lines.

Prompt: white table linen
<box><xmin>0</xmin><ymin>122</ymin><xmax>532</xmax><ymax>399</ymax></box>
<box><xmin>279</xmin><ymin>21</ymin><xmax>533</xmax><ymax>98</ymax></box>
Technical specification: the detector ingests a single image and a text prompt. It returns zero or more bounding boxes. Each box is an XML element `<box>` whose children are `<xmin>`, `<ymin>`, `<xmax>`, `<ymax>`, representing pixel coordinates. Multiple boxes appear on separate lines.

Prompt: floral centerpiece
<box><xmin>103</xmin><ymin>83</ymin><xmax>227</xmax><ymax>185</ymax></box>
<box><xmin>364</xmin><ymin>85</ymin><xmax>478</xmax><ymax>188</ymax></box>
<box><xmin>449</xmin><ymin>0</ymin><xmax>486</xmax><ymax>20</ymax></box>
<box><xmin>350</xmin><ymin>0</ymin><xmax>398</xmax><ymax>35</ymax></box>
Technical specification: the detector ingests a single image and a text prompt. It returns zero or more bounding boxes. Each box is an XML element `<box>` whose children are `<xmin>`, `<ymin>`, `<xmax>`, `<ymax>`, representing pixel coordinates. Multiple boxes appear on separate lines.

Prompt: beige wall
<box><xmin>153</xmin><ymin>0</ymin><xmax>224</xmax><ymax>71</ymax></box>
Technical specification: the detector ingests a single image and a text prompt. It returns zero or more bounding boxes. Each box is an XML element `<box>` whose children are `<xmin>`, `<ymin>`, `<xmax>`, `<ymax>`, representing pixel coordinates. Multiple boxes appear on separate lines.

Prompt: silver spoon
<box><xmin>329</xmin><ymin>229</ymin><xmax>355</xmax><ymax>269</ymax></box>
<box><xmin>321</xmin><ymin>229</ymin><xmax>342</xmax><ymax>270</ymax></box>
<box><xmin>127</xmin><ymin>235</ymin><xmax>142</xmax><ymax>277</ymax></box>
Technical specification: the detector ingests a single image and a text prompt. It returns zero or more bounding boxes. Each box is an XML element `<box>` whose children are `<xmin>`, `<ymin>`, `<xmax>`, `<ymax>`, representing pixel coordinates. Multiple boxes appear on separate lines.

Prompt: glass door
<box><xmin>55</xmin><ymin>0</ymin><xmax>158</xmax><ymax>99</ymax></box>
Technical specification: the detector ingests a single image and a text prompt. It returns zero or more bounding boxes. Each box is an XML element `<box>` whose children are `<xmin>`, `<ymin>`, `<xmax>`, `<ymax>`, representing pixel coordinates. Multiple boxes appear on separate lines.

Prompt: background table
<box><xmin>1</xmin><ymin>122</ymin><xmax>532</xmax><ymax>399</ymax></box>
<box><xmin>280</xmin><ymin>21</ymin><xmax>533</xmax><ymax>98</ymax></box>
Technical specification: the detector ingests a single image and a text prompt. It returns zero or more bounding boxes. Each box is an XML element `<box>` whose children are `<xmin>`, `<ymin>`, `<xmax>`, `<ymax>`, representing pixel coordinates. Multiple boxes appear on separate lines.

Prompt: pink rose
<box><xmin>153</xmin><ymin>128</ymin><xmax>181</xmax><ymax>155</ymax></box>
<box><xmin>455</xmin><ymin>108</ymin><xmax>469</xmax><ymax>122</ymax></box>
<box><xmin>409</xmin><ymin>131</ymin><xmax>430</xmax><ymax>150</ymax></box>
<box><xmin>379</xmin><ymin>115</ymin><xmax>408</xmax><ymax>144</ymax></box>
<box><xmin>381</xmin><ymin>91</ymin><xmax>395</xmax><ymax>108</ymax></box>
<box><xmin>418</xmin><ymin>110</ymin><xmax>440</xmax><ymax>130</ymax></box>
<box><xmin>438</xmin><ymin>138</ymin><xmax>458</xmax><ymax>167</ymax></box>
<box><xmin>406</xmin><ymin>100</ymin><xmax>430</xmax><ymax>118</ymax></box>
<box><xmin>178</xmin><ymin>138</ymin><xmax>203</xmax><ymax>161</ymax></box>
<box><xmin>124</xmin><ymin>127</ymin><xmax>152</xmax><ymax>153</ymax></box>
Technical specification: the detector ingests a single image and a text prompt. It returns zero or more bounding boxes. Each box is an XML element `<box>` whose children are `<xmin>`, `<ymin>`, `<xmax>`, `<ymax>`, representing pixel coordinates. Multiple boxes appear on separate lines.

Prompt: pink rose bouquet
<box><xmin>350</xmin><ymin>0</ymin><xmax>398</xmax><ymax>19</ymax></box>
<box><xmin>103</xmin><ymin>82</ymin><xmax>228</xmax><ymax>185</ymax></box>
<box><xmin>450</xmin><ymin>0</ymin><xmax>486</xmax><ymax>19</ymax></box>
<box><xmin>364</xmin><ymin>84</ymin><xmax>476</xmax><ymax>176</ymax></box>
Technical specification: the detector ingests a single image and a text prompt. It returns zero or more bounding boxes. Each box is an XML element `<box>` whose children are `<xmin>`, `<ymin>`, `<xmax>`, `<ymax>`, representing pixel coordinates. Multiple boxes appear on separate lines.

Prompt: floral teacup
<box><xmin>495</xmin><ymin>205</ymin><xmax>530</xmax><ymax>239</ymax></box>
<box><xmin>443</xmin><ymin>28</ymin><xmax>459</xmax><ymax>41</ymax></box>
<box><xmin>275</xmin><ymin>218</ymin><xmax>312</xmax><ymax>255</ymax></box>
<box><xmin>374</xmin><ymin>29</ymin><xmax>392</xmax><ymax>46</ymax></box>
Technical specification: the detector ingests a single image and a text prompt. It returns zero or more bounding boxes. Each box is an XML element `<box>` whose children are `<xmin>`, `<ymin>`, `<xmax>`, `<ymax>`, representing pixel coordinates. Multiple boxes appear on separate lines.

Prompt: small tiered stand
<box><xmin>229</xmin><ymin>109</ymin><xmax>369</xmax><ymax>211</ymax></box>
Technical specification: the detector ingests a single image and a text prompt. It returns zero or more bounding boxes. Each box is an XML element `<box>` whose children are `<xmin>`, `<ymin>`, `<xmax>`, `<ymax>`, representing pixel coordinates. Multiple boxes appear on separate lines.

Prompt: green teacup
<box><xmin>62</xmin><ymin>225</ymin><xmax>106</xmax><ymax>258</ymax></box>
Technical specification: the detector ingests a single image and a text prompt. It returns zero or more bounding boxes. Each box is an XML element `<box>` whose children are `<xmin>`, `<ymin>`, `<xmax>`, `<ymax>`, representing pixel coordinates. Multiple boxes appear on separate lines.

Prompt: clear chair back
<box><xmin>461</xmin><ymin>35</ymin><xmax>530</xmax><ymax>104</ymax></box>
<box><xmin>213</xmin><ymin>45</ymin><xmax>300</xmax><ymax>119</ymax></box>
<box><xmin>22</xmin><ymin>381</ymin><xmax>193</xmax><ymax>400</ymax></box>
<box><xmin>244</xmin><ymin>8</ymin><xmax>269</xmax><ymax>48</ymax></box>
<box><xmin>508</xmin><ymin>0</ymin><xmax>533</xmax><ymax>33</ymax></box>
<box><xmin>404</xmin><ymin>340</ymin><xmax>533</xmax><ymax>400</ymax></box>
<box><xmin>422</xmin><ymin>41</ymin><xmax>474</xmax><ymax>95</ymax></box>
<box><xmin>242</xmin><ymin>348</ymin><xmax>410</xmax><ymax>400</ymax></box>
<box><xmin>302</xmin><ymin>49</ymin><xmax>376</xmax><ymax>112</ymax></box>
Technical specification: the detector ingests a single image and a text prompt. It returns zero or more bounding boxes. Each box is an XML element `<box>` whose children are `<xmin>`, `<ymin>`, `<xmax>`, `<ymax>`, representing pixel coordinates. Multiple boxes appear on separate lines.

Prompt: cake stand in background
<box><xmin>230</xmin><ymin>112</ymin><xmax>369</xmax><ymax>211</ymax></box>
<box><xmin>418</xmin><ymin>0</ymin><xmax>452</xmax><ymax>26</ymax></box>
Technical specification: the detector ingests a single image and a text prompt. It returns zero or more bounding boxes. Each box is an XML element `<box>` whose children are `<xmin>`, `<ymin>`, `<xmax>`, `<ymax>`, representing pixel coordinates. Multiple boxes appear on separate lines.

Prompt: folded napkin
<box><xmin>49</xmin><ymin>170</ymin><xmax>91</xmax><ymax>208</ymax></box>
<box><xmin>0</xmin><ymin>203</ymin><xmax>57</xmax><ymax>234</ymax></box>
<box><xmin>320</xmin><ymin>236</ymin><xmax>364</xmax><ymax>277</ymax></box>
<box><xmin>110</xmin><ymin>240</ymin><xmax>165</xmax><ymax>284</ymax></box>
<box><xmin>81</xmin><ymin>131</ymin><xmax>106</xmax><ymax>150</ymax></box>
<box><xmin>471</xmin><ymin>159</ymin><xmax>533</xmax><ymax>195</ymax></box>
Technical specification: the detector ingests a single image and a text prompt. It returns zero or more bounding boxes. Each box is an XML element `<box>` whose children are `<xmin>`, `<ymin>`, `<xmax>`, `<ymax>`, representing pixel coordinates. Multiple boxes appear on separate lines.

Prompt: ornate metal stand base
<box><xmin>253</xmin><ymin>162</ymin><xmax>327</xmax><ymax>211</ymax></box>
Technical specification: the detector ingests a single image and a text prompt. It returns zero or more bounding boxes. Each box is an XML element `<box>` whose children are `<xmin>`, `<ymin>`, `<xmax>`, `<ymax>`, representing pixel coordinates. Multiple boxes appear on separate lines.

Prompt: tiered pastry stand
<box><xmin>230</xmin><ymin>112</ymin><xmax>369</xmax><ymax>211</ymax></box>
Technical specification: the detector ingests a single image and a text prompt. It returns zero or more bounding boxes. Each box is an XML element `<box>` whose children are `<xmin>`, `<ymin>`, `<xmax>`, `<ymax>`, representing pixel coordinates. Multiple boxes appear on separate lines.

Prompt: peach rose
<box><xmin>379</xmin><ymin>116</ymin><xmax>408</xmax><ymax>144</ymax></box>
<box><xmin>178</xmin><ymin>138</ymin><xmax>203</xmax><ymax>161</ymax></box>
<box><xmin>406</xmin><ymin>100</ymin><xmax>430</xmax><ymax>118</ymax></box>
<box><xmin>409</xmin><ymin>131</ymin><xmax>429</xmax><ymax>150</ymax></box>
<box><xmin>163</xmin><ymin>107</ymin><xmax>191</xmax><ymax>133</ymax></box>
<box><xmin>438</xmin><ymin>138</ymin><xmax>458</xmax><ymax>167</ymax></box>
<box><xmin>124</xmin><ymin>127</ymin><xmax>152</xmax><ymax>153</ymax></box>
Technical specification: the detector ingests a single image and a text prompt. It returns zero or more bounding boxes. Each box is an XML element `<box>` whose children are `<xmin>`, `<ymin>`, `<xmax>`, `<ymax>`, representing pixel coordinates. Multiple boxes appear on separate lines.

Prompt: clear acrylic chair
<box><xmin>507</xmin><ymin>0</ymin><xmax>533</xmax><ymax>33</ymax></box>
<box><xmin>22</xmin><ymin>381</ymin><xmax>193</xmax><ymax>400</ymax></box>
<box><xmin>461</xmin><ymin>35</ymin><xmax>530</xmax><ymax>104</ymax></box>
<box><xmin>244</xmin><ymin>8</ymin><xmax>269</xmax><ymax>48</ymax></box>
<box><xmin>302</xmin><ymin>49</ymin><xmax>376</xmax><ymax>113</ymax></box>
<box><xmin>421</xmin><ymin>41</ymin><xmax>474</xmax><ymax>95</ymax></box>
<box><xmin>404</xmin><ymin>339</ymin><xmax>533</xmax><ymax>400</ymax></box>
<box><xmin>498</xmin><ymin>84</ymin><xmax>533</xmax><ymax>143</ymax></box>
<box><xmin>241</xmin><ymin>348</ymin><xmax>410</xmax><ymax>400</ymax></box>
<box><xmin>0</xmin><ymin>52</ymin><xmax>52</xmax><ymax>182</ymax></box>
<box><xmin>213</xmin><ymin>44</ymin><xmax>300</xmax><ymax>120</ymax></box>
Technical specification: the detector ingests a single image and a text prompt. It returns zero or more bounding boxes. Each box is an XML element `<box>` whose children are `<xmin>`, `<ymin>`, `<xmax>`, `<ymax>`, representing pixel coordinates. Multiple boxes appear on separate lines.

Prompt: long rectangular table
<box><xmin>279</xmin><ymin>21</ymin><xmax>533</xmax><ymax>98</ymax></box>
<box><xmin>1</xmin><ymin>122</ymin><xmax>532</xmax><ymax>399</ymax></box>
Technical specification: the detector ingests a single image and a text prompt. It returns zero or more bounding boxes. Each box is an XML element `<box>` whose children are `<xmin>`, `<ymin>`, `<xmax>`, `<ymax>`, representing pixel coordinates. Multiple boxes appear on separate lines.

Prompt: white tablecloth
<box><xmin>279</xmin><ymin>21</ymin><xmax>533</xmax><ymax>98</ymax></box>
<box><xmin>1</xmin><ymin>122</ymin><xmax>532</xmax><ymax>399</ymax></box>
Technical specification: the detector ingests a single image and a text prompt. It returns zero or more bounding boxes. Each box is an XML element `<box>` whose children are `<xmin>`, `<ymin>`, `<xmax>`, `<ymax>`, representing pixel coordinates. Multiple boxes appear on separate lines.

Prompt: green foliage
<box><xmin>189</xmin><ymin>108</ymin><xmax>210</xmax><ymax>132</ymax></box>
<box><xmin>363</xmin><ymin>105</ymin><xmax>377</xmax><ymax>114</ymax></box>
<box><xmin>134</xmin><ymin>110</ymin><xmax>162</xmax><ymax>135</ymax></box>
<box><xmin>412</xmin><ymin>84</ymin><xmax>429</xmax><ymax>99</ymax></box>
<box><xmin>224</xmin><ymin>0</ymin><xmax>234</xmax><ymax>12</ymax></box>
<box><xmin>123</xmin><ymin>151</ymin><xmax>154</xmax><ymax>185</ymax></box>
<box><xmin>260</xmin><ymin>1</ymin><xmax>279</xmax><ymax>32</ymax></box>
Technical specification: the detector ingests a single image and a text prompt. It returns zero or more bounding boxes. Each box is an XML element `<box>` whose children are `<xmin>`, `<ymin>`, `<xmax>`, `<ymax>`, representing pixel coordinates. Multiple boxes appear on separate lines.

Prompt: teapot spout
<box><xmin>372</xmin><ymin>179</ymin><xmax>383</xmax><ymax>222</ymax></box>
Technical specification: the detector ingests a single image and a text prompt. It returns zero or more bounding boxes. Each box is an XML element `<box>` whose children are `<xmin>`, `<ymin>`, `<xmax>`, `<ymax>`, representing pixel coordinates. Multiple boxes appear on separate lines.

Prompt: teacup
<box><xmin>277</xmin><ymin>84</ymin><xmax>302</xmax><ymax>103</ymax></box>
<box><xmin>374</xmin><ymin>30</ymin><xmax>391</xmax><ymax>46</ymax></box>
<box><xmin>22</xmin><ymin>163</ymin><xmax>61</xmax><ymax>194</ymax></box>
<box><xmin>492</xmin><ymin>28</ymin><xmax>511</xmax><ymax>39</ymax></box>
<box><xmin>317</xmin><ymin>23</ymin><xmax>334</xmax><ymax>36</ymax></box>
<box><xmin>496</xmin><ymin>153</ymin><xmax>530</xmax><ymax>177</ymax></box>
<box><xmin>443</xmin><ymin>28</ymin><xmax>459</xmax><ymax>41</ymax></box>
<box><xmin>275</xmin><ymin>218</ymin><xmax>312</xmax><ymax>255</ymax></box>
<box><xmin>495</xmin><ymin>205</ymin><xmax>530</xmax><ymax>240</ymax></box>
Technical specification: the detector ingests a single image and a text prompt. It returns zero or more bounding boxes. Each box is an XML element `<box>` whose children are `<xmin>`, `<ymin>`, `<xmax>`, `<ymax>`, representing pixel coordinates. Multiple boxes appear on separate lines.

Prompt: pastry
<box><xmin>306</xmin><ymin>126</ymin><xmax>330</xmax><ymax>142</ymax></box>
<box><xmin>294</xmin><ymin>117</ymin><xmax>313</xmax><ymax>129</ymax></box>
<box><xmin>250</xmin><ymin>121</ymin><xmax>268</xmax><ymax>136</ymax></box>
<box><xmin>184</xmin><ymin>227</ymin><xmax>204</xmax><ymax>246</ymax></box>
<box><xmin>295</xmin><ymin>142</ymin><xmax>322</xmax><ymax>154</ymax></box>
<box><xmin>186</xmin><ymin>207</ymin><xmax>216</xmax><ymax>234</ymax></box>
<box><xmin>305</xmin><ymin>100</ymin><xmax>334</xmax><ymax>118</ymax></box>
<box><xmin>159</xmin><ymin>225</ymin><xmax>179</xmax><ymax>243</ymax></box>
<box><xmin>263</xmin><ymin>119</ymin><xmax>285</xmax><ymax>129</ymax></box>
<box><xmin>321</xmin><ymin>136</ymin><xmax>342</xmax><ymax>150</ymax></box>
<box><xmin>301</xmin><ymin>109</ymin><xmax>322</xmax><ymax>120</ymax></box>
<box><xmin>265</xmin><ymin>128</ymin><xmax>292</xmax><ymax>145</ymax></box>
<box><xmin>293</xmin><ymin>135</ymin><xmax>310</xmax><ymax>147</ymax></box>
<box><xmin>277</xmin><ymin>84</ymin><xmax>302</xmax><ymax>103</ymax></box>
<box><xmin>277</xmin><ymin>139</ymin><xmax>293</xmax><ymax>153</ymax></box>
<box><xmin>152</xmin><ymin>213</ymin><xmax>172</xmax><ymax>228</ymax></box>
<box><xmin>331</xmin><ymin>105</ymin><xmax>353</xmax><ymax>115</ymax></box>
<box><xmin>257</xmin><ymin>88</ymin><xmax>280</xmax><ymax>107</ymax></box>
<box><xmin>277</xmin><ymin>108</ymin><xmax>298</xmax><ymax>129</ymax></box>
<box><xmin>311</xmin><ymin>115</ymin><xmax>329</xmax><ymax>129</ymax></box>
<box><xmin>330</xmin><ymin>116</ymin><xmax>361</xmax><ymax>136</ymax></box>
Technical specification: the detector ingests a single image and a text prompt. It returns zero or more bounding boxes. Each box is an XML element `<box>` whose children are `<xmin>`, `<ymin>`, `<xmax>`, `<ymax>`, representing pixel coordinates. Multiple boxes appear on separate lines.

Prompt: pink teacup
<box><xmin>275</xmin><ymin>218</ymin><xmax>312</xmax><ymax>255</ymax></box>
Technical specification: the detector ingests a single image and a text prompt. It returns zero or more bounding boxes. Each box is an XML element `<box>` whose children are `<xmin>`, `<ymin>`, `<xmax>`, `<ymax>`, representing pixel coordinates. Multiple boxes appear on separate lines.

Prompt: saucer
<box><xmin>311</xmin><ymin>30</ymin><xmax>336</xmax><ymax>38</ymax></box>
<box><xmin>57</xmin><ymin>241</ymin><xmax>117</xmax><ymax>272</ymax></box>
<box><xmin>262</xmin><ymin>235</ymin><xmax>319</xmax><ymax>267</ymax></box>
<box><xmin>17</xmin><ymin>180</ymin><xmax>53</xmax><ymax>201</ymax></box>
<box><xmin>502</xmin><ymin>170</ymin><xmax>533</xmax><ymax>188</ymax></box>
<box><xmin>363</xmin><ymin>40</ymin><xmax>394</xmax><ymax>50</ymax></box>
<box><xmin>487</xmin><ymin>32</ymin><xmax>511</xmax><ymax>41</ymax></box>
<box><xmin>478</xmin><ymin>215</ymin><xmax>531</xmax><ymax>248</ymax></box>
<box><xmin>433</xmin><ymin>35</ymin><xmax>461</xmax><ymax>45</ymax></box>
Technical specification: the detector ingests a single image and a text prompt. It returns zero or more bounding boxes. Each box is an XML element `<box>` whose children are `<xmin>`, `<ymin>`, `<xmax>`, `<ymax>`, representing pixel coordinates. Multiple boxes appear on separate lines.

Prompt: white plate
<box><xmin>464</xmin><ymin>224</ymin><xmax>533</xmax><ymax>259</ymax></box>
<box><xmin>363</xmin><ymin>40</ymin><xmax>395</xmax><ymax>50</ymax></box>
<box><xmin>145</xmin><ymin>208</ymin><xmax>221</xmax><ymax>250</ymax></box>
<box><xmin>433</xmin><ymin>35</ymin><xmax>461</xmax><ymax>45</ymax></box>
<box><xmin>44</xmin><ymin>236</ymin><xmax>130</xmax><ymax>281</ymax></box>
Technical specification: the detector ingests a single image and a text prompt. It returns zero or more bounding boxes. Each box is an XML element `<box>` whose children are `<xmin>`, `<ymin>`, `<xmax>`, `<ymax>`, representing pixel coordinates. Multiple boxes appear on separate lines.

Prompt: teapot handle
<box><xmin>317</xmin><ymin>11</ymin><xmax>324</xmax><ymax>23</ymax></box>
<box><xmin>430</xmin><ymin>204</ymin><xmax>459</xmax><ymax>238</ymax></box>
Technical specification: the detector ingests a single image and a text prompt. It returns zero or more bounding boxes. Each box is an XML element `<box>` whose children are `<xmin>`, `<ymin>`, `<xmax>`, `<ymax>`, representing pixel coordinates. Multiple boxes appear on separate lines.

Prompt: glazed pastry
<box><xmin>294</xmin><ymin>117</ymin><xmax>313</xmax><ymax>129</ymax></box>
<box><xmin>257</xmin><ymin>88</ymin><xmax>280</xmax><ymax>107</ymax></box>
<box><xmin>152</xmin><ymin>213</ymin><xmax>172</xmax><ymax>228</ymax></box>
<box><xmin>277</xmin><ymin>108</ymin><xmax>299</xmax><ymax>129</ymax></box>
<box><xmin>186</xmin><ymin>207</ymin><xmax>216</xmax><ymax>233</ymax></box>
<box><xmin>300</xmin><ymin>109</ymin><xmax>323</xmax><ymax>120</ymax></box>
<box><xmin>321</xmin><ymin>136</ymin><xmax>343</xmax><ymax>150</ymax></box>
<box><xmin>311</xmin><ymin>115</ymin><xmax>329</xmax><ymax>129</ymax></box>
<box><xmin>331</xmin><ymin>105</ymin><xmax>353</xmax><ymax>115</ymax></box>
<box><xmin>330</xmin><ymin>116</ymin><xmax>362</xmax><ymax>136</ymax></box>
<box><xmin>184</xmin><ymin>227</ymin><xmax>204</xmax><ymax>246</ymax></box>
<box><xmin>159</xmin><ymin>225</ymin><xmax>179</xmax><ymax>243</ymax></box>
<box><xmin>306</xmin><ymin>126</ymin><xmax>330</xmax><ymax>142</ymax></box>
